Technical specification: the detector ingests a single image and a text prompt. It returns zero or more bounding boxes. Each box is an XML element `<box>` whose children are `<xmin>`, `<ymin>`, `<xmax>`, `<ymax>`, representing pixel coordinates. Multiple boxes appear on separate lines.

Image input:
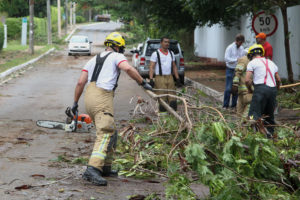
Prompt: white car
<box><xmin>68</xmin><ymin>35</ymin><xmax>92</xmax><ymax>56</ymax></box>
<box><xmin>130</xmin><ymin>43</ymin><xmax>143</xmax><ymax>68</ymax></box>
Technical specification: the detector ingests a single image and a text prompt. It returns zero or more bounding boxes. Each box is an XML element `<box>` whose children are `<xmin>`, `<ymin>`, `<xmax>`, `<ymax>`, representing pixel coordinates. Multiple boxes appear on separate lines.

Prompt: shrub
<box><xmin>34</xmin><ymin>17</ymin><xmax>47</xmax><ymax>43</ymax></box>
<box><xmin>76</xmin><ymin>15</ymin><xmax>86</xmax><ymax>24</ymax></box>
<box><xmin>0</xmin><ymin>22</ymin><xmax>4</xmax><ymax>51</ymax></box>
<box><xmin>6</xmin><ymin>18</ymin><xmax>22</xmax><ymax>40</ymax></box>
<box><xmin>51</xmin><ymin>6</ymin><xmax>65</xmax><ymax>33</ymax></box>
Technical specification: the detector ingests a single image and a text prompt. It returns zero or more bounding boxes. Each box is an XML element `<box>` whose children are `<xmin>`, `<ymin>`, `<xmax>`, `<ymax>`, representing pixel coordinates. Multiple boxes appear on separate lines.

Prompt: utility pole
<box><xmin>64</xmin><ymin>0</ymin><xmax>68</xmax><ymax>35</ymax></box>
<box><xmin>29</xmin><ymin>0</ymin><xmax>34</xmax><ymax>55</ymax></box>
<box><xmin>69</xmin><ymin>1</ymin><xmax>73</xmax><ymax>27</ymax></box>
<box><xmin>73</xmin><ymin>2</ymin><xmax>76</xmax><ymax>26</ymax></box>
<box><xmin>47</xmin><ymin>0</ymin><xmax>52</xmax><ymax>44</ymax></box>
<box><xmin>57</xmin><ymin>0</ymin><xmax>61</xmax><ymax>38</ymax></box>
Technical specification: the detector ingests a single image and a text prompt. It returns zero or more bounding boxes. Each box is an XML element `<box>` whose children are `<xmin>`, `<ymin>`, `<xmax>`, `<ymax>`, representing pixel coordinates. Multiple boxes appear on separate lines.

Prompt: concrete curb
<box><xmin>65</xmin><ymin>27</ymin><xmax>77</xmax><ymax>42</ymax></box>
<box><xmin>185</xmin><ymin>77</ymin><xmax>224</xmax><ymax>102</ymax></box>
<box><xmin>0</xmin><ymin>47</ymin><xmax>55</xmax><ymax>79</ymax></box>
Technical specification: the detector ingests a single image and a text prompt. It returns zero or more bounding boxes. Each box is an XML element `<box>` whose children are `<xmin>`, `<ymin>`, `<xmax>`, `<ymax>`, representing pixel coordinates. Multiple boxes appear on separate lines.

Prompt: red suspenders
<box><xmin>259</xmin><ymin>58</ymin><xmax>276</xmax><ymax>86</ymax></box>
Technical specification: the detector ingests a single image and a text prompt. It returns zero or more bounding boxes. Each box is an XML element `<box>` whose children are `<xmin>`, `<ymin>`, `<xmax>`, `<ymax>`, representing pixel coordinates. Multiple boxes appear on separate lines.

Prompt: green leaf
<box><xmin>212</xmin><ymin>122</ymin><xmax>225</xmax><ymax>142</ymax></box>
<box><xmin>235</xmin><ymin>159</ymin><xmax>248</xmax><ymax>164</ymax></box>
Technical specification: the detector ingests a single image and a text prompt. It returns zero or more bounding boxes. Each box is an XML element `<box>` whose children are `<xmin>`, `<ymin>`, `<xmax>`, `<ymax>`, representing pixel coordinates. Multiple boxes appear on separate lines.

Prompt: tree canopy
<box><xmin>0</xmin><ymin>0</ymin><xmax>47</xmax><ymax>18</ymax></box>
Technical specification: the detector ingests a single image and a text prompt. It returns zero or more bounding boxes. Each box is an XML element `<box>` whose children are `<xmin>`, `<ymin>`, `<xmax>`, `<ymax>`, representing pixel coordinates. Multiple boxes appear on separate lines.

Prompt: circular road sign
<box><xmin>252</xmin><ymin>11</ymin><xmax>278</xmax><ymax>36</ymax></box>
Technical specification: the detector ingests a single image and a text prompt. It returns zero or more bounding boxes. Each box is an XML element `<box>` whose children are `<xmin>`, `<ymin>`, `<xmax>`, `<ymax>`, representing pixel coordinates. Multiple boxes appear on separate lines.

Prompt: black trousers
<box><xmin>248</xmin><ymin>84</ymin><xmax>277</xmax><ymax>134</ymax></box>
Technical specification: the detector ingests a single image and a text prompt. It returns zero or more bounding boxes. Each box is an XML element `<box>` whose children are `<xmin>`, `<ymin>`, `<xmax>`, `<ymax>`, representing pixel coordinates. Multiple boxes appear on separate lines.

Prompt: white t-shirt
<box><xmin>246</xmin><ymin>57</ymin><xmax>278</xmax><ymax>87</ymax></box>
<box><xmin>150</xmin><ymin>49</ymin><xmax>175</xmax><ymax>75</ymax></box>
<box><xmin>82</xmin><ymin>51</ymin><xmax>127</xmax><ymax>91</ymax></box>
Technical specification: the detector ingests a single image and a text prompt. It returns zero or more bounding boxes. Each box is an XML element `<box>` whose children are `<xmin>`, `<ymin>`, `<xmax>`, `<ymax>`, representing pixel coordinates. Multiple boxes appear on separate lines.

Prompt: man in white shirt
<box><xmin>245</xmin><ymin>44</ymin><xmax>281</xmax><ymax>137</ymax></box>
<box><xmin>149</xmin><ymin>37</ymin><xmax>181</xmax><ymax>111</ymax></box>
<box><xmin>223</xmin><ymin>34</ymin><xmax>245</xmax><ymax>109</ymax></box>
<box><xmin>71</xmin><ymin>32</ymin><xmax>152</xmax><ymax>186</ymax></box>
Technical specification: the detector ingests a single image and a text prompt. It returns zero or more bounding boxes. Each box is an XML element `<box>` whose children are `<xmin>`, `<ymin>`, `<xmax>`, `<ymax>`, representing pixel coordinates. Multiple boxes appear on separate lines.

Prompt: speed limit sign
<box><xmin>252</xmin><ymin>11</ymin><xmax>278</xmax><ymax>36</ymax></box>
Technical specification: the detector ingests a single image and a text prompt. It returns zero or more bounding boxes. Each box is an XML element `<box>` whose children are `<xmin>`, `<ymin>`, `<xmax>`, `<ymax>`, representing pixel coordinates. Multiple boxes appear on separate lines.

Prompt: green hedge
<box><xmin>76</xmin><ymin>16</ymin><xmax>86</xmax><ymax>23</ymax></box>
<box><xmin>34</xmin><ymin>17</ymin><xmax>47</xmax><ymax>42</ymax></box>
<box><xmin>6</xmin><ymin>17</ymin><xmax>47</xmax><ymax>43</ymax></box>
<box><xmin>51</xmin><ymin>6</ymin><xmax>65</xmax><ymax>33</ymax></box>
<box><xmin>6</xmin><ymin>18</ymin><xmax>22</xmax><ymax>40</ymax></box>
<box><xmin>0</xmin><ymin>22</ymin><xmax>4</xmax><ymax>51</ymax></box>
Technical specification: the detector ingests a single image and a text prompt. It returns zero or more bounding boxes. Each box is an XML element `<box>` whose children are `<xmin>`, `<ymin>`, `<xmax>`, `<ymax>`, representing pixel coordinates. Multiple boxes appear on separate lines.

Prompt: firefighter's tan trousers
<box><xmin>155</xmin><ymin>75</ymin><xmax>176</xmax><ymax>103</ymax></box>
<box><xmin>84</xmin><ymin>82</ymin><xmax>116</xmax><ymax>171</ymax></box>
<box><xmin>237</xmin><ymin>93</ymin><xmax>252</xmax><ymax>117</ymax></box>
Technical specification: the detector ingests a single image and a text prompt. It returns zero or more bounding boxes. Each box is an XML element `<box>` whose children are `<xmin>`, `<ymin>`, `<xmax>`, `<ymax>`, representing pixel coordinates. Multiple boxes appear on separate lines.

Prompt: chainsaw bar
<box><xmin>36</xmin><ymin>120</ymin><xmax>66</xmax><ymax>130</ymax></box>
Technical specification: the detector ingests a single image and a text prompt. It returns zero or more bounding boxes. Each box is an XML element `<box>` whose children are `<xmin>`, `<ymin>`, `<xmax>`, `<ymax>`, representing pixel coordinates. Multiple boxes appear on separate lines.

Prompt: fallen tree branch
<box><xmin>152</xmin><ymin>88</ymin><xmax>197</xmax><ymax>100</ymax></box>
<box><xmin>145</xmin><ymin>90</ymin><xmax>191</xmax><ymax>129</ymax></box>
<box><xmin>134</xmin><ymin>167</ymin><xmax>168</xmax><ymax>178</ymax></box>
<box><xmin>280</xmin><ymin>82</ymin><xmax>300</xmax><ymax>89</ymax></box>
<box><xmin>188</xmin><ymin>105</ymin><xmax>226</xmax><ymax>123</ymax></box>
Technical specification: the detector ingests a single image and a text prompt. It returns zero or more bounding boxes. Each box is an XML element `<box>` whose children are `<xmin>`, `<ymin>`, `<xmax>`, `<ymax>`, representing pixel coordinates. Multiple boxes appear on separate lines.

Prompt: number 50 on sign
<box><xmin>252</xmin><ymin>11</ymin><xmax>278</xmax><ymax>36</ymax></box>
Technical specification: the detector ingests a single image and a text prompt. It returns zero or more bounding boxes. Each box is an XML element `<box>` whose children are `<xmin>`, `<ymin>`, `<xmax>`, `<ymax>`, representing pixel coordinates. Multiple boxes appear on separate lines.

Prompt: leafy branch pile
<box><xmin>114</xmin><ymin>89</ymin><xmax>300</xmax><ymax>199</ymax></box>
<box><xmin>277</xmin><ymin>88</ymin><xmax>300</xmax><ymax>109</ymax></box>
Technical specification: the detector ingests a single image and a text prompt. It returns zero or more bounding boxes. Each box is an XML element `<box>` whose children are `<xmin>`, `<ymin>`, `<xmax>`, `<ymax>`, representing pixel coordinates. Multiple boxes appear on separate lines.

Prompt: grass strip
<box><xmin>0</xmin><ymin>41</ymin><xmax>54</xmax><ymax>73</ymax></box>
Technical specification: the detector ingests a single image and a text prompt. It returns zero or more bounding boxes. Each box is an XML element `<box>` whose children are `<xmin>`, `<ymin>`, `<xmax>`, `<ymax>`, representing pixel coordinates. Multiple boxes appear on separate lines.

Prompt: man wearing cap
<box><xmin>223</xmin><ymin>34</ymin><xmax>245</xmax><ymax>109</ymax></box>
<box><xmin>256</xmin><ymin>32</ymin><xmax>273</xmax><ymax>60</ymax></box>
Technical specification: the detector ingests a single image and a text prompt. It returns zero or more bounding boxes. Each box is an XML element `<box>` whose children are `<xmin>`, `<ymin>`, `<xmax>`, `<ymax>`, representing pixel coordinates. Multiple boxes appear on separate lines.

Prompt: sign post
<box><xmin>252</xmin><ymin>11</ymin><xmax>278</xmax><ymax>36</ymax></box>
<box><xmin>3</xmin><ymin>24</ymin><xmax>7</xmax><ymax>48</ymax></box>
<box><xmin>21</xmin><ymin>17</ymin><xmax>27</xmax><ymax>46</ymax></box>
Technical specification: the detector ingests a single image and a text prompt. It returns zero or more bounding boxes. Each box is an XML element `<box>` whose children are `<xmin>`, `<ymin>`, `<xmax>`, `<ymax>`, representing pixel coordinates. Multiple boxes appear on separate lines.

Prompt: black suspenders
<box><xmin>91</xmin><ymin>52</ymin><xmax>112</xmax><ymax>82</ymax></box>
<box><xmin>156</xmin><ymin>50</ymin><xmax>173</xmax><ymax>76</ymax></box>
<box><xmin>90</xmin><ymin>52</ymin><xmax>120</xmax><ymax>91</ymax></box>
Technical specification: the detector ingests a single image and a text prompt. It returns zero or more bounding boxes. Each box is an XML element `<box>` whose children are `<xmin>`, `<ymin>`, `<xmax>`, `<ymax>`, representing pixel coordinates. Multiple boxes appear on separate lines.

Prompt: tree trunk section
<box><xmin>73</xmin><ymin>2</ymin><xmax>76</xmax><ymax>25</ymax></box>
<box><xmin>57</xmin><ymin>0</ymin><xmax>61</xmax><ymax>38</ymax></box>
<box><xmin>29</xmin><ymin>0</ymin><xmax>34</xmax><ymax>55</ymax></box>
<box><xmin>281</xmin><ymin>6</ymin><xmax>294</xmax><ymax>83</ymax></box>
<box><xmin>65</xmin><ymin>0</ymin><xmax>68</xmax><ymax>35</ymax></box>
<box><xmin>69</xmin><ymin>1</ymin><xmax>73</xmax><ymax>27</ymax></box>
<box><xmin>47</xmin><ymin>0</ymin><xmax>52</xmax><ymax>45</ymax></box>
<box><xmin>89</xmin><ymin>8</ymin><xmax>92</xmax><ymax>22</ymax></box>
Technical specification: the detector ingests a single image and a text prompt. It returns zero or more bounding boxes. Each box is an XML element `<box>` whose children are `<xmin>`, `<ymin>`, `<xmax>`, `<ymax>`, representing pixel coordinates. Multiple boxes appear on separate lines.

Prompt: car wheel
<box><xmin>88</xmin><ymin>53</ymin><xmax>91</xmax><ymax>56</ymax></box>
<box><xmin>68</xmin><ymin>53</ymin><xmax>71</xmax><ymax>56</ymax></box>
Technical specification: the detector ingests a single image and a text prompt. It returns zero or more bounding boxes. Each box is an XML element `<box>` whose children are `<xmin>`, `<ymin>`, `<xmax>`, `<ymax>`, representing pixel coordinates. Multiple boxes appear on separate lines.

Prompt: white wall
<box><xmin>194</xmin><ymin>5</ymin><xmax>300</xmax><ymax>80</ymax></box>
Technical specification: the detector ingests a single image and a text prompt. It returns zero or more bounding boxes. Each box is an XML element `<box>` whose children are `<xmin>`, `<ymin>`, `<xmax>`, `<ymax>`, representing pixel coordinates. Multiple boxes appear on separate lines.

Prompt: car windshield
<box><xmin>70</xmin><ymin>36</ymin><xmax>88</xmax><ymax>43</ymax></box>
<box><xmin>146</xmin><ymin>41</ymin><xmax>179</xmax><ymax>56</ymax></box>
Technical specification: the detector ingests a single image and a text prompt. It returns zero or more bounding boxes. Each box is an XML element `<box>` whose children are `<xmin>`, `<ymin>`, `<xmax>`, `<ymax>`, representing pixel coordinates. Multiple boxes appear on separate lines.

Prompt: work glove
<box><xmin>72</xmin><ymin>101</ymin><xmax>78</xmax><ymax>116</ymax></box>
<box><xmin>231</xmin><ymin>85</ymin><xmax>238</xmax><ymax>96</ymax></box>
<box><xmin>175</xmin><ymin>78</ymin><xmax>182</xmax><ymax>87</ymax></box>
<box><xmin>141</xmin><ymin>79</ymin><xmax>153</xmax><ymax>90</ymax></box>
<box><xmin>149</xmin><ymin>79</ymin><xmax>155</xmax><ymax>88</ymax></box>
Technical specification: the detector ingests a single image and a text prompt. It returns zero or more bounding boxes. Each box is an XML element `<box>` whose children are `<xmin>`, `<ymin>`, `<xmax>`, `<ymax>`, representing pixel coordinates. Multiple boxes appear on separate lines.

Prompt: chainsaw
<box><xmin>36</xmin><ymin>107</ymin><xmax>93</xmax><ymax>133</ymax></box>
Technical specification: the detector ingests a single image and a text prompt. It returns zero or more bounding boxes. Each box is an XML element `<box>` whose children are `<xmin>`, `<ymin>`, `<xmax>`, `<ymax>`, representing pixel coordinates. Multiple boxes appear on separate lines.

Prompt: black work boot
<box><xmin>82</xmin><ymin>166</ymin><xmax>107</xmax><ymax>186</ymax></box>
<box><xmin>102</xmin><ymin>166</ymin><xmax>118</xmax><ymax>177</ymax></box>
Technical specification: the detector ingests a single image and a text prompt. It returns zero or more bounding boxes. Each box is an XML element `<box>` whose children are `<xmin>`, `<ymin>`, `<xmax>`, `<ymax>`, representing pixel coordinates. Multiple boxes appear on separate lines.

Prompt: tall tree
<box><xmin>0</xmin><ymin>0</ymin><xmax>48</xmax><ymax>17</ymax></box>
<box><xmin>57</xmin><ymin>0</ymin><xmax>62</xmax><ymax>38</ymax></box>
<box><xmin>29</xmin><ymin>0</ymin><xmax>34</xmax><ymax>54</ymax></box>
<box><xmin>47</xmin><ymin>0</ymin><xmax>52</xmax><ymax>45</ymax></box>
